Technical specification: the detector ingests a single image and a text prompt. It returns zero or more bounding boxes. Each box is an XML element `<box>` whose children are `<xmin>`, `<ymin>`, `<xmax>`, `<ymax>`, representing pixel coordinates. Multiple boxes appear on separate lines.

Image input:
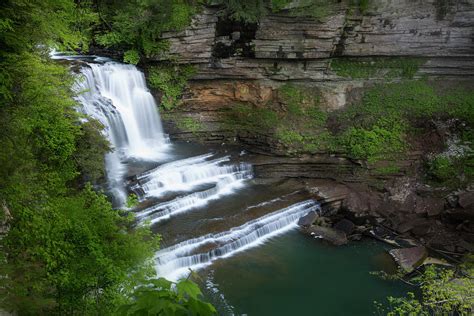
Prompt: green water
<box><xmin>202</xmin><ymin>231</ymin><xmax>409</xmax><ymax>315</ymax></box>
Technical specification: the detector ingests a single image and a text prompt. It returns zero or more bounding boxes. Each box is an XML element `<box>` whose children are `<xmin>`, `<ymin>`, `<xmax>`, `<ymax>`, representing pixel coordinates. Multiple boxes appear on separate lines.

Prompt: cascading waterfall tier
<box><xmin>73</xmin><ymin>61</ymin><xmax>169</xmax><ymax>206</ymax></box>
<box><xmin>133</xmin><ymin>153</ymin><xmax>253</xmax><ymax>224</ymax></box>
<box><xmin>155</xmin><ymin>200</ymin><xmax>321</xmax><ymax>281</ymax></box>
<box><xmin>62</xmin><ymin>55</ymin><xmax>317</xmax><ymax>290</ymax></box>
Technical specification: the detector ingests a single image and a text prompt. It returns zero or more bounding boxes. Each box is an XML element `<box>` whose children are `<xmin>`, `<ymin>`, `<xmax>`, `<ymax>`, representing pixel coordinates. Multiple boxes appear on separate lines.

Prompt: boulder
<box><xmin>415</xmin><ymin>196</ymin><xmax>444</xmax><ymax>216</ymax></box>
<box><xmin>297</xmin><ymin>211</ymin><xmax>318</xmax><ymax>227</ymax></box>
<box><xmin>333</xmin><ymin>219</ymin><xmax>355</xmax><ymax>235</ymax></box>
<box><xmin>458</xmin><ymin>191</ymin><xmax>474</xmax><ymax>210</ymax></box>
<box><xmin>306</xmin><ymin>225</ymin><xmax>347</xmax><ymax>246</ymax></box>
<box><xmin>389</xmin><ymin>246</ymin><xmax>428</xmax><ymax>273</ymax></box>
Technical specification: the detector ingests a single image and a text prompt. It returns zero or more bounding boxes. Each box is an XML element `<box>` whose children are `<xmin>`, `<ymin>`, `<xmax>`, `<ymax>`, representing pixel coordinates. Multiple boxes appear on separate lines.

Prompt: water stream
<box><xmin>68</xmin><ymin>55</ymin><xmax>408</xmax><ymax>315</ymax></box>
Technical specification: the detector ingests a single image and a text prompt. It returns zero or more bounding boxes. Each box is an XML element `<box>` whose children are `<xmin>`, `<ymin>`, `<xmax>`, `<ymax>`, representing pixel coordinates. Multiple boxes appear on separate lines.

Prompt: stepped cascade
<box><xmin>71</xmin><ymin>57</ymin><xmax>320</xmax><ymax>285</ymax></box>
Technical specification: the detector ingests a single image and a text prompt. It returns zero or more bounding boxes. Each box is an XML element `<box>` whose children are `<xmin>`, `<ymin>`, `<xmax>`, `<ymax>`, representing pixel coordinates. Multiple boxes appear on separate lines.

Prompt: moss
<box><xmin>330</xmin><ymin>57</ymin><xmax>425</xmax><ymax>79</ymax></box>
<box><xmin>276</xmin><ymin>128</ymin><xmax>304</xmax><ymax>146</ymax></box>
<box><xmin>287</xmin><ymin>0</ymin><xmax>339</xmax><ymax>20</ymax></box>
<box><xmin>224</xmin><ymin>102</ymin><xmax>279</xmax><ymax>131</ymax></box>
<box><xmin>175</xmin><ymin>116</ymin><xmax>202</xmax><ymax>134</ymax></box>
<box><xmin>373</xmin><ymin>165</ymin><xmax>401</xmax><ymax>175</ymax></box>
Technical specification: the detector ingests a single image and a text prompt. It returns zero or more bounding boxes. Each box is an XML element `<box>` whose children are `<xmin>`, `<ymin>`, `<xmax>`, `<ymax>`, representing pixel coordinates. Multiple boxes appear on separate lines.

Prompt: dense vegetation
<box><xmin>375</xmin><ymin>262</ymin><xmax>474</xmax><ymax>316</ymax></box>
<box><xmin>0</xmin><ymin>0</ymin><xmax>214</xmax><ymax>315</ymax></box>
<box><xmin>223</xmin><ymin>80</ymin><xmax>473</xmax><ymax>187</ymax></box>
<box><xmin>91</xmin><ymin>0</ymin><xmax>375</xmax><ymax>64</ymax></box>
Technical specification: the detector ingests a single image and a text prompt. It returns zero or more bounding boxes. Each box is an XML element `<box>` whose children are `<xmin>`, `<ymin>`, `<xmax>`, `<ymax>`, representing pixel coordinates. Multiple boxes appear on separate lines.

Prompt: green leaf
<box><xmin>176</xmin><ymin>279</ymin><xmax>202</xmax><ymax>300</ymax></box>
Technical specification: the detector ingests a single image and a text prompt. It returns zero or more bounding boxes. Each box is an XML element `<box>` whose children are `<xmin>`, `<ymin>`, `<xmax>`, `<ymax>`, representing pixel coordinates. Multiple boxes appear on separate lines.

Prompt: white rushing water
<box><xmin>133</xmin><ymin>154</ymin><xmax>253</xmax><ymax>224</ymax></box>
<box><xmin>155</xmin><ymin>200</ymin><xmax>321</xmax><ymax>281</ymax></box>
<box><xmin>74</xmin><ymin>62</ymin><xmax>169</xmax><ymax>205</ymax></box>
<box><xmin>66</xmin><ymin>56</ymin><xmax>317</xmax><ymax>288</ymax></box>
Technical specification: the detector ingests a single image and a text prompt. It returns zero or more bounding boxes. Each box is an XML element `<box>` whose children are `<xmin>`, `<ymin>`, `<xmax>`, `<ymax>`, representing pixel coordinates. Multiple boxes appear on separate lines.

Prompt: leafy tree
<box><xmin>95</xmin><ymin>0</ymin><xmax>198</xmax><ymax>63</ymax></box>
<box><xmin>147</xmin><ymin>63</ymin><xmax>197</xmax><ymax>110</ymax></box>
<box><xmin>0</xmin><ymin>1</ymin><xmax>215</xmax><ymax>315</ymax></box>
<box><xmin>118</xmin><ymin>278</ymin><xmax>217</xmax><ymax>315</ymax></box>
<box><xmin>215</xmin><ymin>0</ymin><xmax>267</xmax><ymax>23</ymax></box>
<box><xmin>376</xmin><ymin>264</ymin><xmax>474</xmax><ymax>316</ymax></box>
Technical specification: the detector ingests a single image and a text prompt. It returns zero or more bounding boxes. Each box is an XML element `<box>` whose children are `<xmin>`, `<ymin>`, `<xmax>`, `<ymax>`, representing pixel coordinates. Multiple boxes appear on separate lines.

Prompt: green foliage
<box><xmin>225</xmin><ymin>102</ymin><xmax>279</xmax><ymax>131</ymax></box>
<box><xmin>126</xmin><ymin>193</ymin><xmax>140</xmax><ymax>209</ymax></box>
<box><xmin>443</xmin><ymin>88</ymin><xmax>474</xmax><ymax>125</ymax></box>
<box><xmin>225</xmin><ymin>85</ymin><xmax>336</xmax><ymax>153</ymax></box>
<box><xmin>0</xmin><ymin>2</ymin><xmax>216</xmax><ymax>315</ymax></box>
<box><xmin>95</xmin><ymin>0</ymin><xmax>197</xmax><ymax>58</ymax></box>
<box><xmin>123</xmin><ymin>49</ymin><xmax>141</xmax><ymax>65</ymax></box>
<box><xmin>271</xmin><ymin>0</ymin><xmax>292</xmax><ymax>12</ymax></box>
<box><xmin>0</xmin><ymin>0</ymin><xmax>97</xmax><ymax>54</ymax></box>
<box><xmin>376</xmin><ymin>265</ymin><xmax>474</xmax><ymax>315</ymax></box>
<box><xmin>331</xmin><ymin>57</ymin><xmax>425</xmax><ymax>79</ymax></box>
<box><xmin>286</xmin><ymin>0</ymin><xmax>338</xmax><ymax>20</ymax></box>
<box><xmin>276</xmin><ymin>128</ymin><xmax>304</xmax><ymax>146</ymax></box>
<box><xmin>340</xmin><ymin>120</ymin><xmax>406</xmax><ymax>163</ymax></box>
<box><xmin>74</xmin><ymin>119</ymin><xmax>111</xmax><ymax>183</ymax></box>
<box><xmin>118</xmin><ymin>278</ymin><xmax>217</xmax><ymax>315</ymax></box>
<box><xmin>373</xmin><ymin>165</ymin><xmax>401</xmax><ymax>175</ymax></box>
<box><xmin>216</xmin><ymin>0</ymin><xmax>267</xmax><ymax>23</ymax></box>
<box><xmin>148</xmin><ymin>64</ymin><xmax>197</xmax><ymax>110</ymax></box>
<box><xmin>427</xmin><ymin>156</ymin><xmax>455</xmax><ymax>182</ymax></box>
<box><xmin>176</xmin><ymin>116</ymin><xmax>203</xmax><ymax>134</ymax></box>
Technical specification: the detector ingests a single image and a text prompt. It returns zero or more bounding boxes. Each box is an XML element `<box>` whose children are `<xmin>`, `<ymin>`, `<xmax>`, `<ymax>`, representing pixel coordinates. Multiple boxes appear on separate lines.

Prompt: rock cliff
<box><xmin>148</xmin><ymin>0</ymin><xmax>474</xmax><ymax>255</ymax></box>
<box><xmin>154</xmin><ymin>0</ymin><xmax>474</xmax><ymax>138</ymax></box>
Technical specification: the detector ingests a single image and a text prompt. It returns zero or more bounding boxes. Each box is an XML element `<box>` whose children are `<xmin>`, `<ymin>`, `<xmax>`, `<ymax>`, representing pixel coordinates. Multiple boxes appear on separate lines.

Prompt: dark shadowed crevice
<box><xmin>212</xmin><ymin>16</ymin><xmax>258</xmax><ymax>58</ymax></box>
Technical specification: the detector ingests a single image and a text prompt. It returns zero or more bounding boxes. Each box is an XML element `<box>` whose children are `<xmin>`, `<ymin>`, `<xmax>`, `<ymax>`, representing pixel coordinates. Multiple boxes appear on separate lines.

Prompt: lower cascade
<box><xmin>154</xmin><ymin>200</ymin><xmax>321</xmax><ymax>281</ymax></box>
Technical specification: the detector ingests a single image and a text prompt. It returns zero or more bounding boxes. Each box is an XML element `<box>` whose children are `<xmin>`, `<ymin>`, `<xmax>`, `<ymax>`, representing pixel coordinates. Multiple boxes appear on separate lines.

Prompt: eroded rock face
<box><xmin>151</xmin><ymin>2</ymin><xmax>474</xmax><ymax>253</ymax></box>
<box><xmin>153</xmin><ymin>1</ymin><xmax>474</xmax><ymax>150</ymax></box>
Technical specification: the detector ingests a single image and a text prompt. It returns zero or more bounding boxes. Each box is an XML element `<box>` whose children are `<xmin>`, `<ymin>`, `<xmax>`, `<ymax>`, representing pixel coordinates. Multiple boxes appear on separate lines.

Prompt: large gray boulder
<box><xmin>389</xmin><ymin>246</ymin><xmax>428</xmax><ymax>273</ymax></box>
<box><xmin>297</xmin><ymin>210</ymin><xmax>319</xmax><ymax>227</ymax></box>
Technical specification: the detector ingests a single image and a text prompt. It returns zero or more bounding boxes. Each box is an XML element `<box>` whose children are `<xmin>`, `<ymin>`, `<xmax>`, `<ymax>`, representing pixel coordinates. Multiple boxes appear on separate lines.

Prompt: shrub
<box><xmin>276</xmin><ymin>128</ymin><xmax>304</xmax><ymax>146</ymax></box>
<box><xmin>340</xmin><ymin>120</ymin><xmax>406</xmax><ymax>163</ymax></box>
<box><xmin>123</xmin><ymin>49</ymin><xmax>140</xmax><ymax>65</ymax></box>
<box><xmin>427</xmin><ymin>156</ymin><xmax>455</xmax><ymax>182</ymax></box>
<box><xmin>148</xmin><ymin>64</ymin><xmax>196</xmax><ymax>110</ymax></box>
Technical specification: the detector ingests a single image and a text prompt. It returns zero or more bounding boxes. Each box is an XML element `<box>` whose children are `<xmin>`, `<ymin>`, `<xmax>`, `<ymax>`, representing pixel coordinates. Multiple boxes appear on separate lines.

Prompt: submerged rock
<box><xmin>389</xmin><ymin>246</ymin><xmax>428</xmax><ymax>273</ymax></box>
<box><xmin>306</xmin><ymin>225</ymin><xmax>347</xmax><ymax>246</ymax></box>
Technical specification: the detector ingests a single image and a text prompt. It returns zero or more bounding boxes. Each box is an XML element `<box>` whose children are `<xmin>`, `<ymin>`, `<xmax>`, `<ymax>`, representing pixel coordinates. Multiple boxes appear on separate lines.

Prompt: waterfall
<box><xmin>74</xmin><ymin>61</ymin><xmax>169</xmax><ymax>206</ymax></box>
<box><xmin>62</xmin><ymin>55</ymin><xmax>317</xmax><ymax>287</ymax></box>
<box><xmin>133</xmin><ymin>154</ymin><xmax>253</xmax><ymax>223</ymax></box>
<box><xmin>155</xmin><ymin>200</ymin><xmax>321</xmax><ymax>281</ymax></box>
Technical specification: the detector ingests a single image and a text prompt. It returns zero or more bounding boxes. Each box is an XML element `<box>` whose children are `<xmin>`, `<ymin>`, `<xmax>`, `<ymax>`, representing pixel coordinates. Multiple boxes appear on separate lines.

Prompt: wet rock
<box><xmin>333</xmin><ymin>218</ymin><xmax>355</xmax><ymax>235</ymax></box>
<box><xmin>389</xmin><ymin>246</ymin><xmax>428</xmax><ymax>273</ymax></box>
<box><xmin>415</xmin><ymin>196</ymin><xmax>444</xmax><ymax>216</ymax></box>
<box><xmin>343</xmin><ymin>190</ymin><xmax>382</xmax><ymax>215</ymax></box>
<box><xmin>411</xmin><ymin>224</ymin><xmax>432</xmax><ymax>237</ymax></box>
<box><xmin>396</xmin><ymin>216</ymin><xmax>430</xmax><ymax>234</ymax></box>
<box><xmin>458</xmin><ymin>190</ymin><xmax>474</xmax><ymax>210</ymax></box>
<box><xmin>306</xmin><ymin>225</ymin><xmax>347</xmax><ymax>246</ymax></box>
<box><xmin>297</xmin><ymin>211</ymin><xmax>318</xmax><ymax>227</ymax></box>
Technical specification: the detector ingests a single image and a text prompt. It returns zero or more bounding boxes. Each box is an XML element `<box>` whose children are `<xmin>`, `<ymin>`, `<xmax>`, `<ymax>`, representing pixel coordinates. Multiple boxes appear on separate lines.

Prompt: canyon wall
<box><xmin>148</xmin><ymin>0</ymin><xmax>474</xmax><ymax>254</ymax></box>
<box><xmin>153</xmin><ymin>0</ymin><xmax>474</xmax><ymax>148</ymax></box>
